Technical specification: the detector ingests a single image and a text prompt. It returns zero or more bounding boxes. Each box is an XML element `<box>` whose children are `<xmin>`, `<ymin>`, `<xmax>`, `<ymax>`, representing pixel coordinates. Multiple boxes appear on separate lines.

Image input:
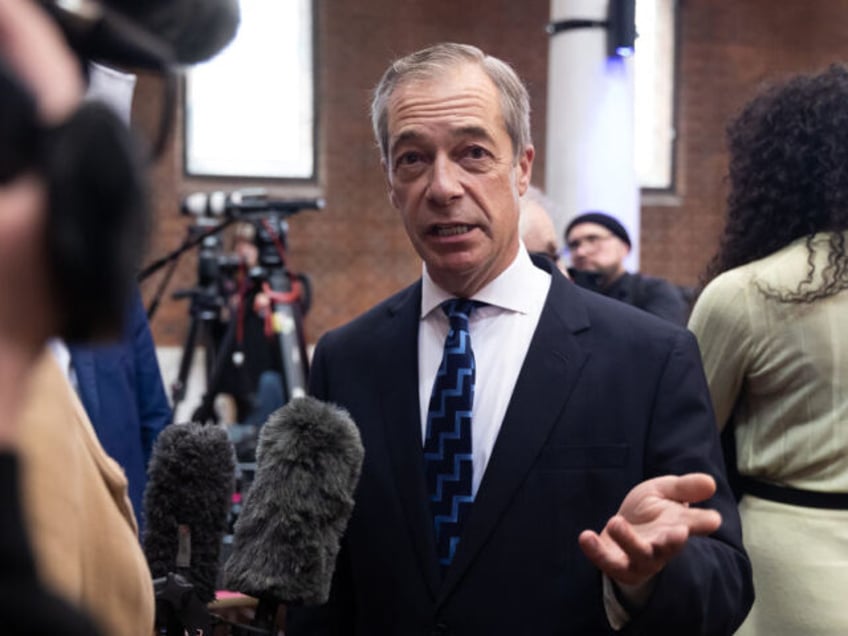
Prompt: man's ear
<box><xmin>515</xmin><ymin>144</ymin><xmax>534</xmax><ymax>196</ymax></box>
<box><xmin>381</xmin><ymin>158</ymin><xmax>399</xmax><ymax>209</ymax></box>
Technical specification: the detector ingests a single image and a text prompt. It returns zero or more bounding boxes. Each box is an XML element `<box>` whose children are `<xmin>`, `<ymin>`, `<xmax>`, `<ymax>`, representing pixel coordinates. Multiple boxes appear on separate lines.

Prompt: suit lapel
<box><xmin>439</xmin><ymin>272</ymin><xmax>591</xmax><ymax>601</ymax></box>
<box><xmin>376</xmin><ymin>282</ymin><xmax>442</xmax><ymax>597</ymax></box>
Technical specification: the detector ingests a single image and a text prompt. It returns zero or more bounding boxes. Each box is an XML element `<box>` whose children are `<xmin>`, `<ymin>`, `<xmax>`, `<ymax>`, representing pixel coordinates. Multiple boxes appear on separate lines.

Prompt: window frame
<box><xmin>634</xmin><ymin>0</ymin><xmax>678</xmax><ymax>194</ymax></box>
<box><xmin>181</xmin><ymin>0</ymin><xmax>318</xmax><ymax>183</ymax></box>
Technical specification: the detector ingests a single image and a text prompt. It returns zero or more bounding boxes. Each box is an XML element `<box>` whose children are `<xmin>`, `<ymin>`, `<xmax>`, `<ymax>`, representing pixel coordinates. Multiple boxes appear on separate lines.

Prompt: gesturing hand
<box><xmin>578</xmin><ymin>473</ymin><xmax>722</xmax><ymax>588</ymax></box>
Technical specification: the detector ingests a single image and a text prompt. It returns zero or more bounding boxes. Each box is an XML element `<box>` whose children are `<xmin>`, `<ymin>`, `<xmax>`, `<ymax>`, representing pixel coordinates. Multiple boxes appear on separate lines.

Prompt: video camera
<box><xmin>182</xmin><ymin>188</ymin><xmax>325</xmax><ymax>219</ymax></box>
<box><xmin>172</xmin><ymin>189</ymin><xmax>321</xmax><ymax>314</ymax></box>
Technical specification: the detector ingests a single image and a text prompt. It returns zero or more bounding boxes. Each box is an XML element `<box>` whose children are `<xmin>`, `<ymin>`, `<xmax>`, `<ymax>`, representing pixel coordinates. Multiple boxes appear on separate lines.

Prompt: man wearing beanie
<box><xmin>565</xmin><ymin>212</ymin><xmax>690</xmax><ymax>324</ymax></box>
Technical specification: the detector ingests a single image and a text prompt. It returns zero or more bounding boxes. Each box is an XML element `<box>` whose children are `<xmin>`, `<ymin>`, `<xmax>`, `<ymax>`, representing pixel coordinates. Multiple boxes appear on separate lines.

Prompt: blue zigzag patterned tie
<box><xmin>424</xmin><ymin>298</ymin><xmax>479</xmax><ymax>571</ymax></box>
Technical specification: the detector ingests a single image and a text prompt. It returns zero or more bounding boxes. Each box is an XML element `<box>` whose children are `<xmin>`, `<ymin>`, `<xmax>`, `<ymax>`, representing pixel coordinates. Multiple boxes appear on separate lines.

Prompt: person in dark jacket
<box><xmin>68</xmin><ymin>290</ymin><xmax>172</xmax><ymax>534</ymax></box>
<box><xmin>0</xmin><ymin>1</ymin><xmax>105</xmax><ymax>633</ymax></box>
<box><xmin>286</xmin><ymin>41</ymin><xmax>753</xmax><ymax>636</ymax></box>
<box><xmin>565</xmin><ymin>211</ymin><xmax>691</xmax><ymax>324</ymax></box>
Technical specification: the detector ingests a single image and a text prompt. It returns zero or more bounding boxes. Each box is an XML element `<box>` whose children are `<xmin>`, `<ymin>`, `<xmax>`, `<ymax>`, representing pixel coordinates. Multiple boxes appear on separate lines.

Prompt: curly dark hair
<box><xmin>702</xmin><ymin>64</ymin><xmax>848</xmax><ymax>303</ymax></box>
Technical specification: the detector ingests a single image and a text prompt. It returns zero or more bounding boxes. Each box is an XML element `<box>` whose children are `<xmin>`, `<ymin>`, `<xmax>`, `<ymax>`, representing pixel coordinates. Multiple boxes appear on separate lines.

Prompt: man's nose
<box><xmin>426</xmin><ymin>155</ymin><xmax>463</xmax><ymax>205</ymax></box>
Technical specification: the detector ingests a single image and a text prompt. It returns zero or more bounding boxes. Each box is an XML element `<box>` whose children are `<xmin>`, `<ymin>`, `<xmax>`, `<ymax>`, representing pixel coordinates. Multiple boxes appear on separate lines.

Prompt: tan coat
<box><xmin>17</xmin><ymin>350</ymin><xmax>155</xmax><ymax>636</ymax></box>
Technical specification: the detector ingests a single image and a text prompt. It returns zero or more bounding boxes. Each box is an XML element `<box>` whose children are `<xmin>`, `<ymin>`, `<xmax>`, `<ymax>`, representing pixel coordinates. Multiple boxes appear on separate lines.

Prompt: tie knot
<box><xmin>441</xmin><ymin>298</ymin><xmax>480</xmax><ymax>323</ymax></box>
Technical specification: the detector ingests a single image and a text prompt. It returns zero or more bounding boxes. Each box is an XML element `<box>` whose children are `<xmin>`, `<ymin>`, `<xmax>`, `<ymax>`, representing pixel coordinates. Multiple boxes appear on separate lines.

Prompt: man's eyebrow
<box><xmin>391</xmin><ymin>129</ymin><xmax>426</xmax><ymax>152</ymax></box>
<box><xmin>390</xmin><ymin>125</ymin><xmax>497</xmax><ymax>154</ymax></box>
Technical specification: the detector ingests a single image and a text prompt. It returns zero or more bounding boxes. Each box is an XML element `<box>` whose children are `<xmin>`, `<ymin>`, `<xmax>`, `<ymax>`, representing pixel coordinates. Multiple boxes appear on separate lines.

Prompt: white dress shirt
<box><xmin>418</xmin><ymin>243</ymin><xmax>550</xmax><ymax>496</ymax></box>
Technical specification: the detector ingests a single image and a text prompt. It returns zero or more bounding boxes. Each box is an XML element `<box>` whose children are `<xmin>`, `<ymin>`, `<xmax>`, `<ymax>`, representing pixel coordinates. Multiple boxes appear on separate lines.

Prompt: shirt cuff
<box><xmin>602</xmin><ymin>574</ymin><xmax>656</xmax><ymax>630</ymax></box>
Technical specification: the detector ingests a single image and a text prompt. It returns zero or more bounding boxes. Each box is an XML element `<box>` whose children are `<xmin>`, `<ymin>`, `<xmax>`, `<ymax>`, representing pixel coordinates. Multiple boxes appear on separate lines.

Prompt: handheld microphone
<box><xmin>223</xmin><ymin>396</ymin><xmax>364</xmax><ymax>629</ymax></box>
<box><xmin>143</xmin><ymin>422</ymin><xmax>236</xmax><ymax>633</ymax></box>
<box><xmin>182</xmin><ymin>189</ymin><xmax>326</xmax><ymax>218</ymax></box>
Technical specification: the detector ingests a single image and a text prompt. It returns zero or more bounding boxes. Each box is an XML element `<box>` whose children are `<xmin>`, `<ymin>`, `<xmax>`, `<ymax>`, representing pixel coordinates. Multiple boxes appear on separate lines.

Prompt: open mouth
<box><xmin>431</xmin><ymin>224</ymin><xmax>474</xmax><ymax>237</ymax></box>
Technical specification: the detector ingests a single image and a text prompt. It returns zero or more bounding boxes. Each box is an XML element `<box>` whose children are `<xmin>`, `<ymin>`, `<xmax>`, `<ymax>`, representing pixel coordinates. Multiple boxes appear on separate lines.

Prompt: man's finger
<box><xmin>682</xmin><ymin>507</ymin><xmax>722</xmax><ymax>536</ymax></box>
<box><xmin>605</xmin><ymin>515</ymin><xmax>654</xmax><ymax>565</ymax></box>
<box><xmin>652</xmin><ymin>472</ymin><xmax>717</xmax><ymax>504</ymax></box>
<box><xmin>579</xmin><ymin>529</ymin><xmax>626</xmax><ymax>573</ymax></box>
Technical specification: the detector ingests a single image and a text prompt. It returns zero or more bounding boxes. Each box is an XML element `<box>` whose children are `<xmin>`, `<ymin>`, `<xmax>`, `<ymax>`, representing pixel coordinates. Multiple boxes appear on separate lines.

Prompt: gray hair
<box><xmin>371</xmin><ymin>42</ymin><xmax>532</xmax><ymax>163</ymax></box>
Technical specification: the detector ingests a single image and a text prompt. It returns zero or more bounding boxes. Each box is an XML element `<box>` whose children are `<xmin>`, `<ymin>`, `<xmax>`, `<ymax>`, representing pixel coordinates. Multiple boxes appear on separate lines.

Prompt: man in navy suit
<box><xmin>287</xmin><ymin>43</ymin><xmax>752</xmax><ymax>635</ymax></box>
<box><xmin>69</xmin><ymin>291</ymin><xmax>171</xmax><ymax>533</ymax></box>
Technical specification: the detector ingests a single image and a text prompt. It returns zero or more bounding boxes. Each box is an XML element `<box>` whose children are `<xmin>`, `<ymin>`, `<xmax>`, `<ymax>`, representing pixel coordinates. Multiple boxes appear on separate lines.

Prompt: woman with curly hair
<box><xmin>688</xmin><ymin>64</ymin><xmax>848</xmax><ymax>636</ymax></box>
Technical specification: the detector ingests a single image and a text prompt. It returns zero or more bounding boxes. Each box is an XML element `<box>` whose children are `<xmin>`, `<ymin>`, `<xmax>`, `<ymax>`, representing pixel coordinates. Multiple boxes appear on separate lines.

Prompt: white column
<box><xmin>545</xmin><ymin>0</ymin><xmax>639</xmax><ymax>269</ymax></box>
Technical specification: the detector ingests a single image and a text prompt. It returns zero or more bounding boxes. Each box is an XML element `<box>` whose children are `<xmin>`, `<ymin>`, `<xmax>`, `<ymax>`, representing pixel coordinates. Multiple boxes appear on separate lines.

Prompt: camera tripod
<box><xmin>170</xmin><ymin>214</ymin><xmax>310</xmax><ymax>427</ymax></box>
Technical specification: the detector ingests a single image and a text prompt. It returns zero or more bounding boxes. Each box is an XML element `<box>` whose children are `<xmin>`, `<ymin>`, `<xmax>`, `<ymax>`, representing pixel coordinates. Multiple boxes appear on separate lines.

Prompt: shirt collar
<box><xmin>421</xmin><ymin>243</ymin><xmax>549</xmax><ymax>318</ymax></box>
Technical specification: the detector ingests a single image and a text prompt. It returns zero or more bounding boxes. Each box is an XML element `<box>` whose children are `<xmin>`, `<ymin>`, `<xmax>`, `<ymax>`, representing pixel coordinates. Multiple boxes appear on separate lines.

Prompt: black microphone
<box><xmin>103</xmin><ymin>0</ymin><xmax>241</xmax><ymax>66</ymax></box>
<box><xmin>143</xmin><ymin>422</ymin><xmax>236</xmax><ymax>633</ymax></box>
<box><xmin>182</xmin><ymin>189</ymin><xmax>326</xmax><ymax>218</ymax></box>
<box><xmin>39</xmin><ymin>0</ymin><xmax>176</xmax><ymax>71</ymax></box>
<box><xmin>40</xmin><ymin>0</ymin><xmax>241</xmax><ymax>67</ymax></box>
<box><xmin>223</xmin><ymin>396</ymin><xmax>364</xmax><ymax>630</ymax></box>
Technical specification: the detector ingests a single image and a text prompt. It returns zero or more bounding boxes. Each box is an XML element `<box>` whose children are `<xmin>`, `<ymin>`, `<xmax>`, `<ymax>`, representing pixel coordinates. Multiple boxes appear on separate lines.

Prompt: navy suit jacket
<box><xmin>287</xmin><ymin>258</ymin><xmax>753</xmax><ymax>635</ymax></box>
<box><xmin>69</xmin><ymin>293</ymin><xmax>171</xmax><ymax>534</ymax></box>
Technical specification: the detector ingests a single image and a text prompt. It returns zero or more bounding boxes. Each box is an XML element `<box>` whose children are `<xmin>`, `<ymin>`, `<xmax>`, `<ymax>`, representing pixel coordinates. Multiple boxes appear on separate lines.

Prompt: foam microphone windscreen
<box><xmin>143</xmin><ymin>422</ymin><xmax>236</xmax><ymax>604</ymax></box>
<box><xmin>223</xmin><ymin>396</ymin><xmax>364</xmax><ymax>606</ymax></box>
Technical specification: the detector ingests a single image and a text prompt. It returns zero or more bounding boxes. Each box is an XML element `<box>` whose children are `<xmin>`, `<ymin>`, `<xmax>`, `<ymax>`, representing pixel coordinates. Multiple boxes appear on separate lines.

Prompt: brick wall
<box><xmin>641</xmin><ymin>0</ymin><xmax>848</xmax><ymax>285</ymax></box>
<box><xmin>135</xmin><ymin>0</ymin><xmax>848</xmax><ymax>347</ymax></box>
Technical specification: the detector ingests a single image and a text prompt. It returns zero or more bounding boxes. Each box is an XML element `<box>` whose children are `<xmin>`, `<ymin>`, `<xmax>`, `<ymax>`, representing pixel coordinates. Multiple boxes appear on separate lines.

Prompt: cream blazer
<box><xmin>689</xmin><ymin>232</ymin><xmax>848</xmax><ymax>635</ymax></box>
<box><xmin>18</xmin><ymin>350</ymin><xmax>155</xmax><ymax>636</ymax></box>
<box><xmin>689</xmin><ymin>232</ymin><xmax>848</xmax><ymax>491</ymax></box>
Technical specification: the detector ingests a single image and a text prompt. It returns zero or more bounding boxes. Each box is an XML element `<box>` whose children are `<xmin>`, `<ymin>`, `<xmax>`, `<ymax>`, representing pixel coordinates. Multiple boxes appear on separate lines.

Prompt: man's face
<box><xmin>383</xmin><ymin>62</ymin><xmax>533</xmax><ymax>297</ymax></box>
<box><xmin>566</xmin><ymin>221</ymin><xmax>629</xmax><ymax>283</ymax></box>
<box><xmin>520</xmin><ymin>198</ymin><xmax>559</xmax><ymax>261</ymax></box>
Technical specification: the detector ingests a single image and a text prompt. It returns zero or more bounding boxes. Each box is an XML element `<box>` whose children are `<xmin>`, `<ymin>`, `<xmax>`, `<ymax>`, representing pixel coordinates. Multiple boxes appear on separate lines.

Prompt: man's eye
<box><xmin>458</xmin><ymin>145</ymin><xmax>494</xmax><ymax>171</ymax></box>
<box><xmin>396</xmin><ymin>152</ymin><xmax>422</xmax><ymax>167</ymax></box>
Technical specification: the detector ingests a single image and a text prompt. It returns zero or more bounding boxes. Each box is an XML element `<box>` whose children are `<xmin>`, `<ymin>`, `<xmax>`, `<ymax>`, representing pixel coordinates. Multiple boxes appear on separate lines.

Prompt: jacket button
<box><xmin>431</xmin><ymin>622</ymin><xmax>448</xmax><ymax>636</ymax></box>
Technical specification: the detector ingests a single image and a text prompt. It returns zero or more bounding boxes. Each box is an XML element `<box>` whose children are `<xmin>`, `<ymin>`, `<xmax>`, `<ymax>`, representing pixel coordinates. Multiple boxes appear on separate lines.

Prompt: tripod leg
<box><xmin>278</xmin><ymin>303</ymin><xmax>310</xmax><ymax>404</ymax></box>
<box><xmin>170</xmin><ymin>314</ymin><xmax>201</xmax><ymax>423</ymax></box>
<box><xmin>265</xmin><ymin>269</ymin><xmax>310</xmax><ymax>405</ymax></box>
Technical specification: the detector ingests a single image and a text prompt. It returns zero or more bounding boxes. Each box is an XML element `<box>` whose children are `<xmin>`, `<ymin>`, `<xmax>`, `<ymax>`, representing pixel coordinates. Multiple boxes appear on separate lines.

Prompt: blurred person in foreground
<box><xmin>3</xmin><ymin>0</ymin><xmax>239</xmax><ymax>633</ymax></box>
<box><xmin>0</xmin><ymin>0</ymin><xmax>105</xmax><ymax>633</ymax></box>
<box><xmin>7</xmin><ymin>0</ymin><xmax>157</xmax><ymax>629</ymax></box>
<box><xmin>688</xmin><ymin>64</ymin><xmax>848</xmax><ymax>636</ymax></box>
<box><xmin>565</xmin><ymin>211</ymin><xmax>690</xmax><ymax>324</ymax></box>
<box><xmin>286</xmin><ymin>42</ymin><xmax>752</xmax><ymax>636</ymax></box>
